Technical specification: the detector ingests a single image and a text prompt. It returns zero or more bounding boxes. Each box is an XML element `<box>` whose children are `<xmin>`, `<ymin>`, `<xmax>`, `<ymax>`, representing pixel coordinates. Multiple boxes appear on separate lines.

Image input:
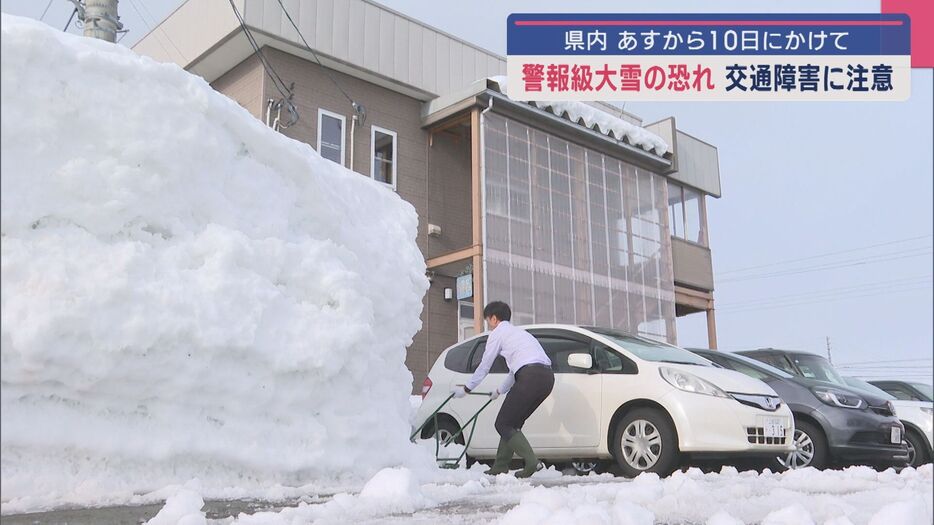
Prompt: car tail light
<box><xmin>421</xmin><ymin>377</ymin><xmax>433</xmax><ymax>399</ymax></box>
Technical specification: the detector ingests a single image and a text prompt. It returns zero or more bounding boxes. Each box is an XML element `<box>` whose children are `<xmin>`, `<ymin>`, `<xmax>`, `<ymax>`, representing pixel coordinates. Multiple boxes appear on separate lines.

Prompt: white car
<box><xmin>414</xmin><ymin>325</ymin><xmax>795</xmax><ymax>477</ymax></box>
<box><xmin>844</xmin><ymin>377</ymin><xmax>933</xmax><ymax>467</ymax></box>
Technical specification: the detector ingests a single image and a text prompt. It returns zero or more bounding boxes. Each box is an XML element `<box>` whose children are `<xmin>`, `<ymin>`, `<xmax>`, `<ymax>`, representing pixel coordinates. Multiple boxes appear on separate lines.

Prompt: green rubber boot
<box><xmin>484</xmin><ymin>438</ymin><xmax>513</xmax><ymax>475</ymax></box>
<box><xmin>508</xmin><ymin>431</ymin><xmax>540</xmax><ymax>479</ymax></box>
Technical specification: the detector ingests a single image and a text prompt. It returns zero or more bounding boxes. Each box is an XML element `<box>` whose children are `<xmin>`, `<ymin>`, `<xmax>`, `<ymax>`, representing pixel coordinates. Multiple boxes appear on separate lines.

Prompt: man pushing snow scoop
<box><xmin>450</xmin><ymin>301</ymin><xmax>555</xmax><ymax>478</ymax></box>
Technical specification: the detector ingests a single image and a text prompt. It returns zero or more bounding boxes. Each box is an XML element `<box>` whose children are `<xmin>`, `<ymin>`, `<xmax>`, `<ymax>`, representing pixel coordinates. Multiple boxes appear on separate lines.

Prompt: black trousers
<box><xmin>494</xmin><ymin>364</ymin><xmax>555</xmax><ymax>440</ymax></box>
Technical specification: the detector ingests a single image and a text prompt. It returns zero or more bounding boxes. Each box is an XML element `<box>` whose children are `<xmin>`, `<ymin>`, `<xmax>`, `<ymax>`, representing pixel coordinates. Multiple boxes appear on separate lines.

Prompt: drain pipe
<box><xmin>265</xmin><ymin>99</ymin><xmax>274</xmax><ymax>128</ymax></box>
<box><xmin>349</xmin><ymin>102</ymin><xmax>366</xmax><ymax>173</ymax></box>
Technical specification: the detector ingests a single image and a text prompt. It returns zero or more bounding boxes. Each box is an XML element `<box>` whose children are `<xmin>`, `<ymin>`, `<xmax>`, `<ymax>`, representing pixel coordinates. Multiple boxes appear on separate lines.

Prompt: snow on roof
<box><xmin>487</xmin><ymin>76</ymin><xmax>670</xmax><ymax>157</ymax></box>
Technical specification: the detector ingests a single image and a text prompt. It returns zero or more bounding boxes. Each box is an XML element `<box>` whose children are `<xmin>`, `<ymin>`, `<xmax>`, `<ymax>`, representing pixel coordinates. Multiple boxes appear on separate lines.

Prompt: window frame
<box><xmin>316</xmin><ymin>108</ymin><xmax>346</xmax><ymax>167</ymax></box>
<box><xmin>370</xmin><ymin>125</ymin><xmax>398</xmax><ymax>190</ymax></box>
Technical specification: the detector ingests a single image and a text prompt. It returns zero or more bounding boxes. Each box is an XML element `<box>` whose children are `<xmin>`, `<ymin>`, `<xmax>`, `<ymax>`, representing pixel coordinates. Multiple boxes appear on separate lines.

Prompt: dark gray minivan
<box><xmin>690</xmin><ymin>349</ymin><xmax>908</xmax><ymax>470</ymax></box>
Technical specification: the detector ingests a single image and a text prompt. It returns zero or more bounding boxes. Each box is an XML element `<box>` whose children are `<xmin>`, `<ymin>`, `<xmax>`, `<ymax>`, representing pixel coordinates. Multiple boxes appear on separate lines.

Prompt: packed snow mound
<box><xmin>0</xmin><ymin>14</ymin><xmax>429</xmax><ymax>512</ymax></box>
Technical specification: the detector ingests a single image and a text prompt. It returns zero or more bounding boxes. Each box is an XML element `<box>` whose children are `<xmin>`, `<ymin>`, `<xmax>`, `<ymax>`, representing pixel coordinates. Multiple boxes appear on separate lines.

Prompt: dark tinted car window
<box><xmin>444</xmin><ymin>340</ymin><xmax>475</xmax><ymax>373</ymax></box>
<box><xmin>538</xmin><ymin>337</ymin><xmax>592</xmax><ymax>374</ymax></box>
<box><xmin>721</xmin><ymin>357</ymin><xmax>772</xmax><ymax>382</ymax></box>
<box><xmin>754</xmin><ymin>354</ymin><xmax>797</xmax><ymax>375</ymax></box>
<box><xmin>594</xmin><ymin>344</ymin><xmax>638</xmax><ymax>374</ymax></box>
<box><xmin>883</xmin><ymin>386</ymin><xmax>920</xmax><ymax>401</ymax></box>
<box><xmin>469</xmin><ymin>340</ymin><xmax>508</xmax><ymax>374</ymax></box>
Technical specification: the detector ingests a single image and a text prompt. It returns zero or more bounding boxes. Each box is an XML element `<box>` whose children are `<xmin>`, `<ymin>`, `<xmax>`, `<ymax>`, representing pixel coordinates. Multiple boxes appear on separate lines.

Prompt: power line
<box><xmin>275</xmin><ymin>0</ymin><xmax>357</xmax><ymax>109</ymax></box>
<box><xmin>127</xmin><ymin>0</ymin><xmax>183</xmax><ymax>58</ymax></box>
<box><xmin>63</xmin><ymin>8</ymin><xmax>78</xmax><ymax>31</ymax></box>
<box><xmin>39</xmin><ymin>0</ymin><xmax>54</xmax><ymax>21</ymax></box>
<box><xmin>718</xmin><ymin>234</ymin><xmax>933</xmax><ymax>275</ymax></box>
<box><xmin>717</xmin><ymin>275</ymin><xmax>933</xmax><ymax>308</ymax></box>
<box><xmin>717</xmin><ymin>285</ymin><xmax>931</xmax><ymax>315</ymax></box>
<box><xmin>226</xmin><ymin>0</ymin><xmax>298</xmax><ymax>128</ymax></box>
<box><xmin>718</xmin><ymin>279</ymin><xmax>932</xmax><ymax>311</ymax></box>
<box><xmin>719</xmin><ymin>248</ymin><xmax>933</xmax><ymax>283</ymax></box>
<box><xmin>837</xmin><ymin>358</ymin><xmax>933</xmax><ymax>366</ymax></box>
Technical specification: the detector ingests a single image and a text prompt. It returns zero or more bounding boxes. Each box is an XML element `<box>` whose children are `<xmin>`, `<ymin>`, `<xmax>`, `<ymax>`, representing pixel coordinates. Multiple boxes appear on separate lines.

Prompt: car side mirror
<box><xmin>567</xmin><ymin>353</ymin><xmax>593</xmax><ymax>370</ymax></box>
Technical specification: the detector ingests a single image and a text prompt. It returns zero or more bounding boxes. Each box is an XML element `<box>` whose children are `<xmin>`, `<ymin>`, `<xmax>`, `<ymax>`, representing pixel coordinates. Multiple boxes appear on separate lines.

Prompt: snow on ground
<box><xmin>0</xmin><ymin>13</ymin><xmax>433</xmax><ymax>513</ymax></box>
<box><xmin>193</xmin><ymin>464</ymin><xmax>930</xmax><ymax>524</ymax></box>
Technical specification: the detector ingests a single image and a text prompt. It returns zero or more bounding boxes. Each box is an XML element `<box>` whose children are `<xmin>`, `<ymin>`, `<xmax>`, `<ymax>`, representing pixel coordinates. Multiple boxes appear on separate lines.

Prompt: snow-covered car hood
<box><xmin>660</xmin><ymin>363</ymin><xmax>778</xmax><ymax>396</ymax></box>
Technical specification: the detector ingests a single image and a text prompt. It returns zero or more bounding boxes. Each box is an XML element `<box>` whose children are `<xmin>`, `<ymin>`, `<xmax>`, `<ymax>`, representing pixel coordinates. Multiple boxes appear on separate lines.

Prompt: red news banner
<box><xmin>506</xmin><ymin>14</ymin><xmax>912</xmax><ymax>101</ymax></box>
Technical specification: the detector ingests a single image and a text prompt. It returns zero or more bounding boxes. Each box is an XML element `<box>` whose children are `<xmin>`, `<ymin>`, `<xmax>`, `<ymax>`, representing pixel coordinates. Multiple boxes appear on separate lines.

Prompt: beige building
<box><xmin>135</xmin><ymin>0</ymin><xmax>723</xmax><ymax>391</ymax></box>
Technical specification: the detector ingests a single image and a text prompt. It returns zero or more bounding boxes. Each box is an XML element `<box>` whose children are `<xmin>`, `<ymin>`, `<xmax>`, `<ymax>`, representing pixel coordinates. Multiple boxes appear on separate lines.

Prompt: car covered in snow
<box><xmin>691</xmin><ymin>349</ymin><xmax>910</xmax><ymax>470</ymax></box>
<box><xmin>842</xmin><ymin>376</ymin><xmax>933</xmax><ymax>467</ymax></box>
<box><xmin>415</xmin><ymin>325</ymin><xmax>794</xmax><ymax>477</ymax></box>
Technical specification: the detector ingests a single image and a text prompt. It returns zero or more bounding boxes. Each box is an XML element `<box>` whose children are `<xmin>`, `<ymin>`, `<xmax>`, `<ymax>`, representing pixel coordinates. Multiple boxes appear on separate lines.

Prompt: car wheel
<box><xmin>569</xmin><ymin>459</ymin><xmax>606</xmax><ymax>475</ymax></box>
<box><xmin>775</xmin><ymin>420</ymin><xmax>827</xmax><ymax>470</ymax></box>
<box><xmin>434</xmin><ymin>418</ymin><xmax>465</xmax><ymax>446</ymax></box>
<box><xmin>611</xmin><ymin>408</ymin><xmax>679</xmax><ymax>478</ymax></box>
<box><xmin>905</xmin><ymin>429</ymin><xmax>929</xmax><ymax>467</ymax></box>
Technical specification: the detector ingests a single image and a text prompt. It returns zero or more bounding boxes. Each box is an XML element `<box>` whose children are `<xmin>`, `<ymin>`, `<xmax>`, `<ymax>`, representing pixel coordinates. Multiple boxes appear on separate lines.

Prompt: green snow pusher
<box><xmin>409</xmin><ymin>390</ymin><xmax>496</xmax><ymax>469</ymax></box>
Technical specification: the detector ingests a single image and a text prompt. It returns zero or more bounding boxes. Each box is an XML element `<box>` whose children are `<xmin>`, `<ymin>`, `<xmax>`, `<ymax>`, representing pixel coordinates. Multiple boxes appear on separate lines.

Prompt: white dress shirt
<box><xmin>465</xmin><ymin>321</ymin><xmax>552</xmax><ymax>394</ymax></box>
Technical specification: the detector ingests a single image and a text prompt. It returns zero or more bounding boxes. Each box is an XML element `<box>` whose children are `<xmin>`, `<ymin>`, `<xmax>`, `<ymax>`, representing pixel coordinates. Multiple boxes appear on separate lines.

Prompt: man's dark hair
<box><xmin>483</xmin><ymin>301</ymin><xmax>511</xmax><ymax>322</ymax></box>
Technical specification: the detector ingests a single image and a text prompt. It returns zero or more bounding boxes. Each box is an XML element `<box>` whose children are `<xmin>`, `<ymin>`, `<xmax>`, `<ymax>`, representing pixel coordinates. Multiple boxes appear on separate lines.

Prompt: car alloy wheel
<box><xmin>779</xmin><ymin>428</ymin><xmax>815</xmax><ymax>469</ymax></box>
<box><xmin>621</xmin><ymin>419</ymin><xmax>663</xmax><ymax>470</ymax></box>
<box><xmin>571</xmin><ymin>460</ymin><xmax>599</xmax><ymax>474</ymax></box>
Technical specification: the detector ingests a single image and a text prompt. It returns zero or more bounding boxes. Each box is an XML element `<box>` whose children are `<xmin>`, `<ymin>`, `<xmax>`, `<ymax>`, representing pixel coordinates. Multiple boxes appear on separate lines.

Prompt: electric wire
<box><xmin>716</xmin><ymin>285</ymin><xmax>931</xmax><ymax>315</ymax></box>
<box><xmin>127</xmin><ymin>0</ymin><xmax>183</xmax><ymax>58</ymax></box>
<box><xmin>716</xmin><ymin>275</ymin><xmax>933</xmax><ymax>309</ymax></box>
<box><xmin>718</xmin><ymin>234</ymin><xmax>933</xmax><ymax>275</ymax></box>
<box><xmin>275</xmin><ymin>0</ymin><xmax>357</xmax><ymax>109</ymax></box>
<box><xmin>63</xmin><ymin>8</ymin><xmax>77</xmax><ymax>31</ymax></box>
<box><xmin>719</xmin><ymin>247</ymin><xmax>933</xmax><ymax>283</ymax></box>
<box><xmin>226</xmin><ymin>0</ymin><xmax>298</xmax><ymax>127</ymax></box>
<box><xmin>39</xmin><ymin>0</ymin><xmax>54</xmax><ymax>21</ymax></box>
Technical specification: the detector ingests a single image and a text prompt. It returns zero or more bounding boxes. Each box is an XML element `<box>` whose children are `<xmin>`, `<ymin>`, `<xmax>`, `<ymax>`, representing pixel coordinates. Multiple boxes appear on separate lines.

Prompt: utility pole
<box><xmin>70</xmin><ymin>0</ymin><xmax>123</xmax><ymax>43</ymax></box>
<box><xmin>826</xmin><ymin>336</ymin><xmax>834</xmax><ymax>365</ymax></box>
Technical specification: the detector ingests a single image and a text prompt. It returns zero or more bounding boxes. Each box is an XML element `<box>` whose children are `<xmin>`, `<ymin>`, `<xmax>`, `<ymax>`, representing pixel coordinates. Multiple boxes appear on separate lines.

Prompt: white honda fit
<box><xmin>415</xmin><ymin>325</ymin><xmax>795</xmax><ymax>476</ymax></box>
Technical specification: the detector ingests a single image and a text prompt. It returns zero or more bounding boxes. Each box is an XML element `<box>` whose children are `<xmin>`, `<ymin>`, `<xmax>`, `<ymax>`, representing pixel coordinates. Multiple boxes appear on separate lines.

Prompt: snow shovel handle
<box><xmin>409</xmin><ymin>389</ymin><xmax>496</xmax><ymax>442</ymax></box>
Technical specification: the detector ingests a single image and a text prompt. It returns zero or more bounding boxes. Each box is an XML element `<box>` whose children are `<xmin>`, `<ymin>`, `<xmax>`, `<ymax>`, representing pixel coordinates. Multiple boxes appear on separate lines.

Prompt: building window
<box><xmin>668</xmin><ymin>182</ymin><xmax>706</xmax><ymax>245</ymax></box>
<box><xmin>317</xmin><ymin>109</ymin><xmax>346</xmax><ymax>166</ymax></box>
<box><xmin>371</xmin><ymin>126</ymin><xmax>397</xmax><ymax>189</ymax></box>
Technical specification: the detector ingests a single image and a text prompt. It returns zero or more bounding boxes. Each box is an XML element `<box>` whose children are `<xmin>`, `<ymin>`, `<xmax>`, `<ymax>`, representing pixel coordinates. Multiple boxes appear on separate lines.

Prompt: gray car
<box><xmin>690</xmin><ymin>349</ymin><xmax>908</xmax><ymax>470</ymax></box>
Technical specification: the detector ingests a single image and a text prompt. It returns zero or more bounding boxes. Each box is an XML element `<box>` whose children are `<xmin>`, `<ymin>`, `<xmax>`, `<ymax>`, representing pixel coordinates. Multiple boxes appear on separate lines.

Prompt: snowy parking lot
<box><xmin>5</xmin><ymin>464</ymin><xmax>930</xmax><ymax>525</ymax></box>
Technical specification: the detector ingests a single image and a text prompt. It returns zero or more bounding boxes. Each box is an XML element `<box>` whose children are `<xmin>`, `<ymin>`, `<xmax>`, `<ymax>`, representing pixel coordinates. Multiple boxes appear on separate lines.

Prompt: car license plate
<box><xmin>891</xmin><ymin>426</ymin><xmax>901</xmax><ymax>444</ymax></box>
<box><xmin>763</xmin><ymin>417</ymin><xmax>785</xmax><ymax>438</ymax></box>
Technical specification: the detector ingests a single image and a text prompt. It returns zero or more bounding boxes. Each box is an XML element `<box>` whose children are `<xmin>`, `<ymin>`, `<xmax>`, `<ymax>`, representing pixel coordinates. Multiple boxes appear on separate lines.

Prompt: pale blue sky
<box><xmin>3</xmin><ymin>0</ymin><xmax>931</xmax><ymax>379</ymax></box>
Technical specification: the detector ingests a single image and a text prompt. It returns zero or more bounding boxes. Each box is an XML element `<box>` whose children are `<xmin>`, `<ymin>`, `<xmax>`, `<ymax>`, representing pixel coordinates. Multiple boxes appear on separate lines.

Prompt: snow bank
<box><xmin>487</xmin><ymin>76</ymin><xmax>670</xmax><ymax>156</ymax></box>
<box><xmin>145</xmin><ymin>488</ymin><xmax>205</xmax><ymax>525</ymax></box>
<box><xmin>0</xmin><ymin>13</ymin><xmax>430</xmax><ymax>512</ymax></box>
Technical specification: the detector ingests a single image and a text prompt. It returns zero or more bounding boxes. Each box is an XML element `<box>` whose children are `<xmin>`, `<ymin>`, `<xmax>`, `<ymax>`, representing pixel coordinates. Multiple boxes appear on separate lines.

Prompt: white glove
<box><xmin>489</xmin><ymin>389</ymin><xmax>500</xmax><ymax>401</ymax></box>
<box><xmin>451</xmin><ymin>386</ymin><xmax>467</xmax><ymax>398</ymax></box>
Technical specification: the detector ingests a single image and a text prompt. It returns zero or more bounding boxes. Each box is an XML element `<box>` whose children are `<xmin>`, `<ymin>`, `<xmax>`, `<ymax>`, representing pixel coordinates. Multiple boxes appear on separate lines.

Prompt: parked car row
<box><xmin>414</xmin><ymin>325</ymin><xmax>926</xmax><ymax>477</ymax></box>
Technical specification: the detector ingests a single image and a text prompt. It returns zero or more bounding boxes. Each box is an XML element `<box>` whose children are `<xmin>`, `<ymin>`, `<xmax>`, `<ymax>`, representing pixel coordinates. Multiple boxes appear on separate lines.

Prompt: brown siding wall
<box><xmin>233</xmin><ymin>47</ymin><xmax>463</xmax><ymax>392</ymax></box>
<box><xmin>426</xmin><ymin>130</ymin><xmax>473</xmax><ymax>259</ymax></box>
<box><xmin>210</xmin><ymin>54</ymin><xmax>265</xmax><ymax>118</ymax></box>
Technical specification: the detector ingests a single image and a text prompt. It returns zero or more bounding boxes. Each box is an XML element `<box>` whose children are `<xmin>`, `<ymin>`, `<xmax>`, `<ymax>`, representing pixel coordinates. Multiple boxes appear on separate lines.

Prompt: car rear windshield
<box><xmin>589</xmin><ymin>328</ymin><xmax>710</xmax><ymax>366</ymax></box>
<box><xmin>909</xmin><ymin>382</ymin><xmax>933</xmax><ymax>402</ymax></box>
<box><xmin>843</xmin><ymin>377</ymin><xmax>896</xmax><ymax>400</ymax></box>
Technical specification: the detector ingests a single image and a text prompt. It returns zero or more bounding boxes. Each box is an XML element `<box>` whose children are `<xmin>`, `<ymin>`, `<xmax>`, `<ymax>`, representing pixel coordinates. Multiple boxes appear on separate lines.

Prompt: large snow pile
<box><xmin>0</xmin><ymin>14</ymin><xmax>429</xmax><ymax>512</ymax></box>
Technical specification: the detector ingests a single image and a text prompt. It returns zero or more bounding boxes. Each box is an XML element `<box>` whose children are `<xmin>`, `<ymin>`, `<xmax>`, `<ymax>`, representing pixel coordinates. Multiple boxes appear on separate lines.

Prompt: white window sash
<box><xmin>370</xmin><ymin>125</ymin><xmax>397</xmax><ymax>190</ymax></box>
<box><xmin>317</xmin><ymin>109</ymin><xmax>346</xmax><ymax>167</ymax></box>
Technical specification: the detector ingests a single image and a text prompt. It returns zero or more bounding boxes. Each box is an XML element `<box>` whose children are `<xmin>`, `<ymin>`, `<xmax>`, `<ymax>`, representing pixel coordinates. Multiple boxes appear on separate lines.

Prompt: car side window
<box><xmin>537</xmin><ymin>337</ymin><xmax>591</xmax><ymax>374</ymax></box>
<box><xmin>593</xmin><ymin>344</ymin><xmax>637</xmax><ymax>374</ymax></box>
<box><xmin>444</xmin><ymin>341</ymin><xmax>475</xmax><ymax>373</ymax></box>
<box><xmin>468</xmin><ymin>340</ymin><xmax>508</xmax><ymax>374</ymax></box>
<box><xmin>884</xmin><ymin>386</ymin><xmax>918</xmax><ymax>401</ymax></box>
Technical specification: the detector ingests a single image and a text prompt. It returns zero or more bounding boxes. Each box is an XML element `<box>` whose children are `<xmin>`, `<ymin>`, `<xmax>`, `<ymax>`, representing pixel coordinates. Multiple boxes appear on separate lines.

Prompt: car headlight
<box><xmin>659</xmin><ymin>367</ymin><xmax>729</xmax><ymax>398</ymax></box>
<box><xmin>811</xmin><ymin>387</ymin><xmax>866</xmax><ymax>409</ymax></box>
<box><xmin>921</xmin><ymin>406</ymin><xmax>933</xmax><ymax>416</ymax></box>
